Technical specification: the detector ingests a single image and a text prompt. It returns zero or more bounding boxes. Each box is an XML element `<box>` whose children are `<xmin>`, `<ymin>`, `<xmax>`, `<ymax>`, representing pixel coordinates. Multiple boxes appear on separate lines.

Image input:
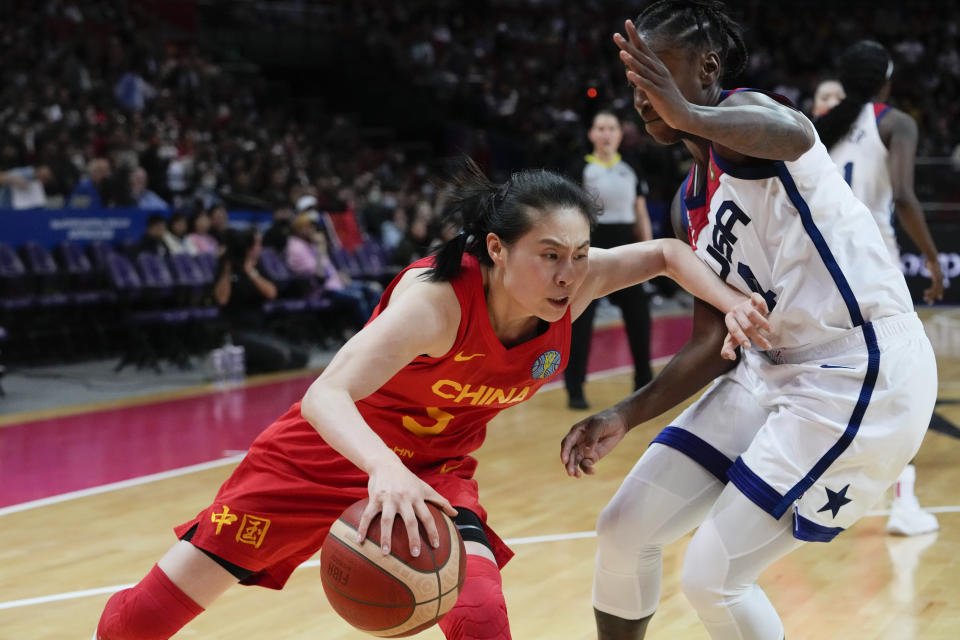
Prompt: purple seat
<box><xmin>353</xmin><ymin>240</ymin><xmax>400</xmax><ymax>284</ymax></box>
<box><xmin>0</xmin><ymin>243</ymin><xmax>35</xmax><ymax>310</ymax></box>
<box><xmin>258</xmin><ymin>247</ymin><xmax>294</xmax><ymax>286</ymax></box>
<box><xmin>169</xmin><ymin>253</ymin><xmax>208</xmax><ymax>288</ymax></box>
<box><xmin>168</xmin><ymin>253</ymin><xmax>219</xmax><ymax>321</ymax></box>
<box><xmin>56</xmin><ymin>241</ymin><xmax>115</xmax><ymax>304</ymax></box>
<box><xmin>86</xmin><ymin>240</ymin><xmax>115</xmax><ymax>272</ymax></box>
<box><xmin>136</xmin><ymin>252</ymin><xmax>176</xmax><ymax>297</ymax></box>
<box><xmin>194</xmin><ymin>252</ymin><xmax>217</xmax><ymax>282</ymax></box>
<box><xmin>20</xmin><ymin>242</ymin><xmax>71</xmax><ymax>308</ymax></box>
<box><xmin>59</xmin><ymin>241</ymin><xmax>91</xmax><ymax>273</ymax></box>
<box><xmin>20</xmin><ymin>242</ymin><xmax>59</xmax><ymax>277</ymax></box>
<box><xmin>105</xmin><ymin>253</ymin><xmax>143</xmax><ymax>293</ymax></box>
<box><xmin>330</xmin><ymin>246</ymin><xmax>365</xmax><ymax>280</ymax></box>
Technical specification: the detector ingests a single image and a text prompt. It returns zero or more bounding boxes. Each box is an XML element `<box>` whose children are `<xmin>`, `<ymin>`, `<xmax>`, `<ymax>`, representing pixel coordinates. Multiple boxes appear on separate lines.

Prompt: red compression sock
<box><xmin>96</xmin><ymin>565</ymin><xmax>204</xmax><ymax>640</ymax></box>
<box><xmin>439</xmin><ymin>554</ymin><xmax>512</xmax><ymax>640</ymax></box>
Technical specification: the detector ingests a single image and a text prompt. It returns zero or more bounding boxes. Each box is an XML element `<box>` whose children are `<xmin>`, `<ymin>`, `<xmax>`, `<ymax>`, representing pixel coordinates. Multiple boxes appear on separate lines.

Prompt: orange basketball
<box><xmin>321</xmin><ymin>498</ymin><xmax>466</xmax><ymax>637</ymax></box>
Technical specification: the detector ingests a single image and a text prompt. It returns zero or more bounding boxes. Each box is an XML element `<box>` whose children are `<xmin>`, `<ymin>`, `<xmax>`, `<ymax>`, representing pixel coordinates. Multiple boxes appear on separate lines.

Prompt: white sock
<box><xmin>894</xmin><ymin>464</ymin><xmax>916</xmax><ymax>501</ymax></box>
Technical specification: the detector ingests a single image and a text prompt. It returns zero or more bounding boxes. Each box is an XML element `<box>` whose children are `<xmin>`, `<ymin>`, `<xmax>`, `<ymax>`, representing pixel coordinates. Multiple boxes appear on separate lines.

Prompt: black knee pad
<box><xmin>452</xmin><ymin>507</ymin><xmax>493</xmax><ymax>552</ymax></box>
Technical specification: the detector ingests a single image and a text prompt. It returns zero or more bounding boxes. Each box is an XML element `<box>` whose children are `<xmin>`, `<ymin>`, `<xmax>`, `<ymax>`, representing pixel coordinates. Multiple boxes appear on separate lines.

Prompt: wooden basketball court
<box><xmin>2</xmin><ymin>310</ymin><xmax>959</xmax><ymax>639</ymax></box>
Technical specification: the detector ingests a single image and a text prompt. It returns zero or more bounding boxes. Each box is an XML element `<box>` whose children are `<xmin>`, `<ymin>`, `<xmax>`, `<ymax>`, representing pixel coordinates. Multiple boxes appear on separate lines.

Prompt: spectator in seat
<box><xmin>0</xmin><ymin>165</ymin><xmax>53</xmax><ymax>209</ymax></box>
<box><xmin>263</xmin><ymin>204</ymin><xmax>295</xmax><ymax>253</ymax></box>
<box><xmin>186</xmin><ymin>209</ymin><xmax>220</xmax><ymax>256</ymax></box>
<box><xmin>392</xmin><ymin>212</ymin><xmax>430</xmax><ymax>267</ymax></box>
<box><xmin>163</xmin><ymin>211</ymin><xmax>194</xmax><ymax>255</ymax></box>
<box><xmin>69</xmin><ymin>158</ymin><xmax>113</xmax><ymax>208</ymax></box>
<box><xmin>214</xmin><ymin>229</ymin><xmax>309</xmax><ymax>374</ymax></box>
<box><xmin>138</xmin><ymin>214</ymin><xmax>171</xmax><ymax>257</ymax></box>
<box><xmin>207</xmin><ymin>203</ymin><xmax>230</xmax><ymax>245</ymax></box>
<box><xmin>285</xmin><ymin>213</ymin><xmax>375</xmax><ymax>330</ymax></box>
<box><xmin>130</xmin><ymin>167</ymin><xmax>170</xmax><ymax>211</ymax></box>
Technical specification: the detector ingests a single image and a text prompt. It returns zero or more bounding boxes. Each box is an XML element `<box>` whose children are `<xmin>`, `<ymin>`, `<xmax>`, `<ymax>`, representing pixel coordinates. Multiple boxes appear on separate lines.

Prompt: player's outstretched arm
<box><xmin>561</xmin><ymin>298</ymin><xmax>735</xmax><ymax>476</ymax></box>
<box><xmin>586</xmin><ymin>239</ymin><xmax>771</xmax><ymax>351</ymax></box>
<box><xmin>301</xmin><ymin>274</ymin><xmax>459</xmax><ymax>556</ymax></box>
<box><xmin>613</xmin><ymin>19</ymin><xmax>814</xmax><ymax>162</ymax></box>
<box><xmin>882</xmin><ymin>108</ymin><xmax>944</xmax><ymax>303</ymax></box>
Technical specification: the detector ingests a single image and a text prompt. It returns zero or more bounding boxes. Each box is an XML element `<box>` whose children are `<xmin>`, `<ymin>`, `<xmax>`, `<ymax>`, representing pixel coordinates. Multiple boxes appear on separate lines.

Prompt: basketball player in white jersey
<box><xmin>559</xmin><ymin>2</ymin><xmax>937</xmax><ymax>639</ymax></box>
<box><xmin>814</xmin><ymin>40</ymin><xmax>944</xmax><ymax>536</ymax></box>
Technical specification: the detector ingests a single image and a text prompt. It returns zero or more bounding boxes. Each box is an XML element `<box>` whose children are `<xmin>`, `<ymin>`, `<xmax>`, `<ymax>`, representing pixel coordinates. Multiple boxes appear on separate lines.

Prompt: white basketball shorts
<box><xmin>651</xmin><ymin>312</ymin><xmax>937</xmax><ymax>542</ymax></box>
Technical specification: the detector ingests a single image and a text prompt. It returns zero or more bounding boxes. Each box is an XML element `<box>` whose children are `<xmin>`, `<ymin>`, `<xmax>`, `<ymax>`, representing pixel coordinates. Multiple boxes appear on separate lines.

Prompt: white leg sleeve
<box><xmin>681</xmin><ymin>484</ymin><xmax>804</xmax><ymax>640</ymax></box>
<box><xmin>593</xmin><ymin>444</ymin><xmax>724</xmax><ymax>619</ymax></box>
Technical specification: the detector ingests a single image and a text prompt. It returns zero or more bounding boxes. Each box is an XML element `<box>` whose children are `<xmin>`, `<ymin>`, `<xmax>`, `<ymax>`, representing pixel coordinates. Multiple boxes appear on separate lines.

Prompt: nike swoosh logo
<box><xmin>440</xmin><ymin>461</ymin><xmax>463</xmax><ymax>474</ymax></box>
<box><xmin>454</xmin><ymin>351</ymin><xmax>485</xmax><ymax>362</ymax></box>
<box><xmin>820</xmin><ymin>364</ymin><xmax>855</xmax><ymax>369</ymax></box>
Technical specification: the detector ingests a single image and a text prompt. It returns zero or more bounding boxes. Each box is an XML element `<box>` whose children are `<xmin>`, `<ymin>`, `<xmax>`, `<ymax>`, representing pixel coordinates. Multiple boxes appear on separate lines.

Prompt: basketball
<box><xmin>321</xmin><ymin>498</ymin><xmax>466</xmax><ymax>637</ymax></box>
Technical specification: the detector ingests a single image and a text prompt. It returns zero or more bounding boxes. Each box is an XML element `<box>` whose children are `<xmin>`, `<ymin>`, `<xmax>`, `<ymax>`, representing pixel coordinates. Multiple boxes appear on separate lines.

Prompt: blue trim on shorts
<box><xmin>770</xmin><ymin>164</ymin><xmax>880</xmax><ymax>518</ymax></box>
<box><xmin>651</xmin><ymin>426</ymin><xmax>733</xmax><ymax>483</ymax></box>
<box><xmin>794</xmin><ymin>513</ymin><xmax>845</xmax><ymax>542</ymax></box>
<box><xmin>727</xmin><ymin>457</ymin><xmax>783</xmax><ymax>514</ymax></box>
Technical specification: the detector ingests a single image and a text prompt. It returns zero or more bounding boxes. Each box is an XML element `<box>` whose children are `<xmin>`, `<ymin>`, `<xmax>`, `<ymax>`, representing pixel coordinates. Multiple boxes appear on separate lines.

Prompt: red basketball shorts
<box><xmin>174</xmin><ymin>415</ymin><xmax>513</xmax><ymax>589</ymax></box>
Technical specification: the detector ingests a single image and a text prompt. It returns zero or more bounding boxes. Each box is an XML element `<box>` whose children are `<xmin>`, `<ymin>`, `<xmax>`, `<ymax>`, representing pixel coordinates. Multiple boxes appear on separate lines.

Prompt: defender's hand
<box><xmin>560</xmin><ymin>408</ymin><xmax>630</xmax><ymax>478</ymax></box>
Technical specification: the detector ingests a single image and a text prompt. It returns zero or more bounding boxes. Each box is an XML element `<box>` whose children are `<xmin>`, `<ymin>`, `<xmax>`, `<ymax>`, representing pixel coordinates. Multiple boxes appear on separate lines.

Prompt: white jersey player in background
<box><xmin>559</xmin><ymin>2</ymin><xmax>938</xmax><ymax>639</ymax></box>
<box><xmin>814</xmin><ymin>39</ymin><xmax>945</xmax><ymax>536</ymax></box>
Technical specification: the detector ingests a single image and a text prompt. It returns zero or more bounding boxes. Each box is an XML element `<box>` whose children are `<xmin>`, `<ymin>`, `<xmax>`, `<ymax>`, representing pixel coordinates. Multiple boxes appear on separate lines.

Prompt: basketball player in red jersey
<box><xmin>95</xmin><ymin>159</ymin><xmax>769</xmax><ymax>640</ymax></box>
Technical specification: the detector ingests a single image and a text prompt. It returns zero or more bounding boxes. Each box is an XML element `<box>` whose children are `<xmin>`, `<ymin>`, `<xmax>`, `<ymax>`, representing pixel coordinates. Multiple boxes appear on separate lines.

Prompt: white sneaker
<box><xmin>886</xmin><ymin>496</ymin><xmax>939</xmax><ymax>536</ymax></box>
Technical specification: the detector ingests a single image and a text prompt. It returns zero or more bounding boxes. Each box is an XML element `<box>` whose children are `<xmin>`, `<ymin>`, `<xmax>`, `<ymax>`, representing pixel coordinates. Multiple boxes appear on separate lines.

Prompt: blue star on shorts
<box><xmin>816</xmin><ymin>484</ymin><xmax>853</xmax><ymax>519</ymax></box>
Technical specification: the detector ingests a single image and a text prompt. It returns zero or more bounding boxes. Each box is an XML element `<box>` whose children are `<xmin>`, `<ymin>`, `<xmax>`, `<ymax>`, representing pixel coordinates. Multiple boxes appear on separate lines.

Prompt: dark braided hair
<box><xmin>635</xmin><ymin>0</ymin><xmax>748</xmax><ymax>80</ymax></box>
<box><xmin>426</xmin><ymin>158</ymin><xmax>599</xmax><ymax>282</ymax></box>
<box><xmin>815</xmin><ymin>40</ymin><xmax>892</xmax><ymax>150</ymax></box>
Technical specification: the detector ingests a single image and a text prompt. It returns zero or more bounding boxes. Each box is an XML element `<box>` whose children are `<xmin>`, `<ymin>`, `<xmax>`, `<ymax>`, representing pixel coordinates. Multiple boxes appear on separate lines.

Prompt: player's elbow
<box><xmin>783</xmin><ymin>122</ymin><xmax>815</xmax><ymax>162</ymax></box>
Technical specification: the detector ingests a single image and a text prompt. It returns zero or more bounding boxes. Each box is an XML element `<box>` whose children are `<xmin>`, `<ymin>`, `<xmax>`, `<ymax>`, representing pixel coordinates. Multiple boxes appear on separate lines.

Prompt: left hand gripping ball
<box><xmin>321</xmin><ymin>498</ymin><xmax>466</xmax><ymax>637</ymax></box>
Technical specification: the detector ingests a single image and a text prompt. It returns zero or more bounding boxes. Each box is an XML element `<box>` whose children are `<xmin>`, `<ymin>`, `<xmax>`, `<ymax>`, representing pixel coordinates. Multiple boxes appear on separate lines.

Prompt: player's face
<box><xmin>589</xmin><ymin>115</ymin><xmax>623</xmax><ymax>154</ymax></box>
<box><xmin>634</xmin><ymin>36</ymin><xmax>708</xmax><ymax>145</ymax></box>
<box><xmin>813</xmin><ymin>80</ymin><xmax>845</xmax><ymax>117</ymax></box>
<box><xmin>495</xmin><ymin>207</ymin><xmax>591</xmax><ymax>322</ymax></box>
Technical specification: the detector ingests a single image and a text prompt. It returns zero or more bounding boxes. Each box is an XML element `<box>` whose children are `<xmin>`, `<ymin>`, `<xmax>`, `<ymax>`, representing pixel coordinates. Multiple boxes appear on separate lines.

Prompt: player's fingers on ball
<box><xmin>427</xmin><ymin>492</ymin><xmax>458</xmax><ymax>518</ymax></box>
<box><xmin>398</xmin><ymin>503</ymin><xmax>421</xmax><ymax>557</ymax></box>
<box><xmin>413</xmin><ymin>501</ymin><xmax>441</xmax><ymax>549</ymax></box>
<box><xmin>379</xmin><ymin>504</ymin><xmax>398</xmax><ymax>554</ymax></box>
<box><xmin>356</xmin><ymin>502</ymin><xmax>379</xmax><ymax>543</ymax></box>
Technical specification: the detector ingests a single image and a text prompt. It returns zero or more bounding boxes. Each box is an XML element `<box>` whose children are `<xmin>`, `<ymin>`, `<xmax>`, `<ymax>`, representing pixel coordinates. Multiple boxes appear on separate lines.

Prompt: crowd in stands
<box><xmin>1</xmin><ymin>0</ymin><xmax>958</xmax><ymax>372</ymax></box>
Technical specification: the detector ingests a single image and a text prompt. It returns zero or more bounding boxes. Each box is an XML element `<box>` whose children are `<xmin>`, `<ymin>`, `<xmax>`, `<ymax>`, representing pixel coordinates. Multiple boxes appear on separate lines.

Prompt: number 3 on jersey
<box><xmin>402</xmin><ymin>407</ymin><xmax>455</xmax><ymax>436</ymax></box>
<box><xmin>706</xmin><ymin>200</ymin><xmax>777</xmax><ymax>311</ymax></box>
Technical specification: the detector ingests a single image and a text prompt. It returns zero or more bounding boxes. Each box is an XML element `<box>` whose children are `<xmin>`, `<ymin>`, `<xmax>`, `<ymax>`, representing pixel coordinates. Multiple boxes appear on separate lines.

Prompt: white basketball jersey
<box><xmin>681</xmin><ymin>90</ymin><xmax>912</xmax><ymax>349</ymax></box>
<box><xmin>827</xmin><ymin>103</ymin><xmax>898</xmax><ymax>260</ymax></box>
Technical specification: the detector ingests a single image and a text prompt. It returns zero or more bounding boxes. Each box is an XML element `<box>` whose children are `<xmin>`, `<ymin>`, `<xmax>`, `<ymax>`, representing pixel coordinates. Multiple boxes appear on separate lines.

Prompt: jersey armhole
<box><xmin>873</xmin><ymin>103</ymin><xmax>892</xmax><ymax>125</ymax></box>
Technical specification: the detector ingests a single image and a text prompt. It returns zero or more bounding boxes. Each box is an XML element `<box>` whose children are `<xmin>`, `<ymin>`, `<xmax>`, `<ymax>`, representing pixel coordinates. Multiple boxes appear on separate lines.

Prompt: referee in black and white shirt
<box><xmin>565</xmin><ymin>109</ymin><xmax>653</xmax><ymax>409</ymax></box>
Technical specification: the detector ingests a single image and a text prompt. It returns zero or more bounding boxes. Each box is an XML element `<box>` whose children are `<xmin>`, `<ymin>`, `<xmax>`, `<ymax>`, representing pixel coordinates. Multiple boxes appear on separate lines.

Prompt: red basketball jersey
<box><xmin>175</xmin><ymin>254</ymin><xmax>570</xmax><ymax>582</ymax></box>
<box><xmin>357</xmin><ymin>253</ymin><xmax>571</xmax><ymax>469</ymax></box>
<box><xmin>260</xmin><ymin>253</ymin><xmax>570</xmax><ymax>477</ymax></box>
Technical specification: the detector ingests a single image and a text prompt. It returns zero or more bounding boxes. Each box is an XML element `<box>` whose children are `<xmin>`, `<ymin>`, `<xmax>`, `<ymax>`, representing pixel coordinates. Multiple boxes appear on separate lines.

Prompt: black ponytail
<box><xmin>425</xmin><ymin>157</ymin><xmax>599</xmax><ymax>282</ymax></box>
<box><xmin>815</xmin><ymin>40</ymin><xmax>892</xmax><ymax>150</ymax></box>
<box><xmin>636</xmin><ymin>0</ymin><xmax>749</xmax><ymax>80</ymax></box>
